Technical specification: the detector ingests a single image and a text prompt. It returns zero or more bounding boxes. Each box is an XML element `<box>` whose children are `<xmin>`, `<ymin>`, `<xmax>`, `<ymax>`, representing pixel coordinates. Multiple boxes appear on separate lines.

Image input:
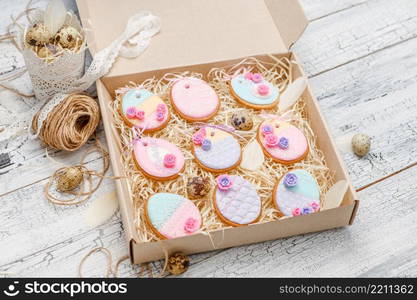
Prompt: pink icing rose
<box><xmin>163</xmin><ymin>153</ymin><xmax>176</xmax><ymax>168</ymax></box>
<box><xmin>257</xmin><ymin>84</ymin><xmax>270</xmax><ymax>96</ymax></box>
<box><xmin>192</xmin><ymin>129</ymin><xmax>206</xmax><ymax>145</ymax></box>
<box><xmin>184</xmin><ymin>217</ymin><xmax>198</xmax><ymax>233</ymax></box>
<box><xmin>265</xmin><ymin>133</ymin><xmax>279</xmax><ymax>147</ymax></box>
<box><xmin>216</xmin><ymin>174</ymin><xmax>233</xmax><ymax>191</ymax></box>
<box><xmin>252</xmin><ymin>73</ymin><xmax>263</xmax><ymax>83</ymax></box>
<box><xmin>198</xmin><ymin>127</ymin><xmax>206</xmax><ymax>136</ymax></box>
<box><xmin>126</xmin><ymin>107</ymin><xmax>137</xmax><ymax>119</ymax></box>
<box><xmin>244</xmin><ymin>72</ymin><xmax>253</xmax><ymax>80</ymax></box>
<box><xmin>135</xmin><ymin>110</ymin><xmax>145</xmax><ymax>120</ymax></box>
<box><xmin>310</xmin><ymin>202</ymin><xmax>320</xmax><ymax>212</ymax></box>
<box><xmin>157</xmin><ymin>103</ymin><xmax>167</xmax><ymax>113</ymax></box>
<box><xmin>292</xmin><ymin>208</ymin><xmax>301</xmax><ymax>216</ymax></box>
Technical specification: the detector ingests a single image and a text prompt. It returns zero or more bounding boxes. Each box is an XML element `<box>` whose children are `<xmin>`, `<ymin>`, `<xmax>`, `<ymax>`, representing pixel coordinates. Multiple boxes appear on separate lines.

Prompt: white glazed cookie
<box><xmin>192</xmin><ymin>126</ymin><xmax>241</xmax><ymax>172</ymax></box>
<box><xmin>273</xmin><ymin>169</ymin><xmax>320</xmax><ymax>217</ymax></box>
<box><xmin>213</xmin><ymin>175</ymin><xmax>261</xmax><ymax>226</ymax></box>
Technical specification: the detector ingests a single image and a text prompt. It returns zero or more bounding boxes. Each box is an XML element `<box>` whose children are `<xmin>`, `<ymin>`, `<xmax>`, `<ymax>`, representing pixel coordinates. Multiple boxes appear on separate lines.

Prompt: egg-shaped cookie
<box><xmin>257</xmin><ymin>118</ymin><xmax>308</xmax><ymax>164</ymax></box>
<box><xmin>230</xmin><ymin>72</ymin><xmax>279</xmax><ymax>109</ymax></box>
<box><xmin>120</xmin><ymin>89</ymin><xmax>169</xmax><ymax>132</ymax></box>
<box><xmin>146</xmin><ymin>193</ymin><xmax>202</xmax><ymax>239</ymax></box>
<box><xmin>213</xmin><ymin>175</ymin><xmax>261</xmax><ymax>226</ymax></box>
<box><xmin>192</xmin><ymin>126</ymin><xmax>241</xmax><ymax>172</ymax></box>
<box><xmin>133</xmin><ymin>137</ymin><xmax>184</xmax><ymax>181</ymax></box>
<box><xmin>171</xmin><ymin>77</ymin><xmax>220</xmax><ymax>121</ymax></box>
<box><xmin>273</xmin><ymin>169</ymin><xmax>320</xmax><ymax>217</ymax></box>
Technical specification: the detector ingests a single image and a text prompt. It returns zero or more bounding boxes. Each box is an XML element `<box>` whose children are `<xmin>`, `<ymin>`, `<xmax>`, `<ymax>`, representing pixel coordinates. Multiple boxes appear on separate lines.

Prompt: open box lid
<box><xmin>76</xmin><ymin>0</ymin><xmax>307</xmax><ymax>82</ymax></box>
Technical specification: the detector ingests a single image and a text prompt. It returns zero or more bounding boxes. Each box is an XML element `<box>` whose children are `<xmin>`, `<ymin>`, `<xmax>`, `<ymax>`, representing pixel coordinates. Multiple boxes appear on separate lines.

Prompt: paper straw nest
<box><xmin>111</xmin><ymin>56</ymin><xmax>334</xmax><ymax>243</ymax></box>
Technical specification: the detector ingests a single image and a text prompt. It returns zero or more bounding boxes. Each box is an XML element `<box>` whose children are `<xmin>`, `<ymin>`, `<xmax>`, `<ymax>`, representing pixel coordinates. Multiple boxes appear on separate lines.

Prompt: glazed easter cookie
<box><xmin>230</xmin><ymin>72</ymin><xmax>279</xmax><ymax>109</ymax></box>
<box><xmin>145</xmin><ymin>193</ymin><xmax>202</xmax><ymax>239</ymax></box>
<box><xmin>192</xmin><ymin>126</ymin><xmax>241</xmax><ymax>172</ymax></box>
<box><xmin>170</xmin><ymin>77</ymin><xmax>220</xmax><ymax>121</ymax></box>
<box><xmin>133</xmin><ymin>137</ymin><xmax>185</xmax><ymax>181</ymax></box>
<box><xmin>257</xmin><ymin>118</ymin><xmax>308</xmax><ymax>164</ymax></box>
<box><xmin>213</xmin><ymin>175</ymin><xmax>261</xmax><ymax>226</ymax></box>
<box><xmin>273</xmin><ymin>169</ymin><xmax>320</xmax><ymax>217</ymax></box>
<box><xmin>120</xmin><ymin>88</ymin><xmax>169</xmax><ymax>132</ymax></box>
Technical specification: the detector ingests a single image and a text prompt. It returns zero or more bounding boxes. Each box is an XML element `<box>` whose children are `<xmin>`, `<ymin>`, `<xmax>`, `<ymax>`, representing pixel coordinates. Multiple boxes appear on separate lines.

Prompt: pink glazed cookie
<box><xmin>213</xmin><ymin>175</ymin><xmax>261</xmax><ymax>226</ymax></box>
<box><xmin>257</xmin><ymin>118</ymin><xmax>308</xmax><ymax>164</ymax></box>
<box><xmin>170</xmin><ymin>77</ymin><xmax>220</xmax><ymax>121</ymax></box>
<box><xmin>145</xmin><ymin>193</ymin><xmax>202</xmax><ymax>239</ymax></box>
<box><xmin>120</xmin><ymin>88</ymin><xmax>169</xmax><ymax>132</ymax></box>
<box><xmin>133</xmin><ymin>137</ymin><xmax>185</xmax><ymax>181</ymax></box>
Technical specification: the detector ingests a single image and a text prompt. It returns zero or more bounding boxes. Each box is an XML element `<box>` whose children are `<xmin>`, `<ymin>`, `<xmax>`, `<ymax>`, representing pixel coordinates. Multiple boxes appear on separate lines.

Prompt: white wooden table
<box><xmin>1</xmin><ymin>0</ymin><xmax>417</xmax><ymax>277</ymax></box>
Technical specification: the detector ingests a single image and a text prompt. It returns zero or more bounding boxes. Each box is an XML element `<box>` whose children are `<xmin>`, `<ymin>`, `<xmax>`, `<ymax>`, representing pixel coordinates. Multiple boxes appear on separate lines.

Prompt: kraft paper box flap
<box><xmin>76</xmin><ymin>0</ymin><xmax>307</xmax><ymax>81</ymax></box>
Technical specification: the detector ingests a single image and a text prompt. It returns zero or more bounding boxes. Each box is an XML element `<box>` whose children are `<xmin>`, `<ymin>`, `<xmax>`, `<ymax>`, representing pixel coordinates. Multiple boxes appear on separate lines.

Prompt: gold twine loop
<box><xmin>32</xmin><ymin>93</ymin><xmax>100</xmax><ymax>152</ymax></box>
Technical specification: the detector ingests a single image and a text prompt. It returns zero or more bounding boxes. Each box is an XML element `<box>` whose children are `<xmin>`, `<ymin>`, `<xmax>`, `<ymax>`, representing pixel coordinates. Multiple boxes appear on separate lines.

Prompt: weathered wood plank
<box><xmin>178</xmin><ymin>165</ymin><xmax>417</xmax><ymax>277</ymax></box>
<box><xmin>309</xmin><ymin>37</ymin><xmax>417</xmax><ymax>188</ymax></box>
<box><xmin>299</xmin><ymin>0</ymin><xmax>367</xmax><ymax>21</ymax></box>
<box><xmin>293</xmin><ymin>0</ymin><xmax>417</xmax><ymax>76</ymax></box>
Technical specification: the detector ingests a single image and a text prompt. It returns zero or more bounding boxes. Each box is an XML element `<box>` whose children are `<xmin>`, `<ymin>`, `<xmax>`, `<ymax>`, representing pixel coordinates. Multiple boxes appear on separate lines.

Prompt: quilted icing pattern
<box><xmin>195</xmin><ymin>136</ymin><xmax>240</xmax><ymax>170</ymax></box>
<box><xmin>215</xmin><ymin>176</ymin><xmax>261</xmax><ymax>225</ymax></box>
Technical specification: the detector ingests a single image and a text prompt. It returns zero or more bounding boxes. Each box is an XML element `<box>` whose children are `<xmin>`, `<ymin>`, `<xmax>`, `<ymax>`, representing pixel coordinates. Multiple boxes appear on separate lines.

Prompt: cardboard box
<box><xmin>77</xmin><ymin>0</ymin><xmax>359</xmax><ymax>263</ymax></box>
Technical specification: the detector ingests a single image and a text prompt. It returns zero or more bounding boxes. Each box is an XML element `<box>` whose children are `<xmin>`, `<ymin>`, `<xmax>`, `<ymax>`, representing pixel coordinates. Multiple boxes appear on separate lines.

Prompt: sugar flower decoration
<box><xmin>257</xmin><ymin>84</ymin><xmax>269</xmax><ymax>95</ymax></box>
<box><xmin>192</xmin><ymin>133</ymin><xmax>204</xmax><ymax>145</ymax></box>
<box><xmin>184</xmin><ymin>217</ymin><xmax>198</xmax><ymax>233</ymax></box>
<box><xmin>251</xmin><ymin>73</ymin><xmax>263</xmax><ymax>83</ymax></box>
<box><xmin>201</xmin><ymin>139</ymin><xmax>212</xmax><ymax>151</ymax></box>
<box><xmin>261</xmin><ymin>124</ymin><xmax>273</xmax><ymax>136</ymax></box>
<box><xmin>156</xmin><ymin>111</ymin><xmax>165</xmax><ymax>121</ymax></box>
<box><xmin>157</xmin><ymin>103</ymin><xmax>167</xmax><ymax>113</ymax></box>
<box><xmin>292</xmin><ymin>208</ymin><xmax>301</xmax><ymax>216</ymax></box>
<box><xmin>244</xmin><ymin>72</ymin><xmax>253</xmax><ymax>80</ymax></box>
<box><xmin>284</xmin><ymin>173</ymin><xmax>298</xmax><ymax>188</ymax></box>
<box><xmin>163</xmin><ymin>154</ymin><xmax>176</xmax><ymax>168</ymax></box>
<box><xmin>310</xmin><ymin>202</ymin><xmax>320</xmax><ymax>212</ymax></box>
<box><xmin>278</xmin><ymin>137</ymin><xmax>289</xmax><ymax>149</ymax></box>
<box><xmin>126</xmin><ymin>107</ymin><xmax>137</xmax><ymax>119</ymax></box>
<box><xmin>136</xmin><ymin>110</ymin><xmax>145</xmax><ymax>120</ymax></box>
<box><xmin>216</xmin><ymin>174</ymin><xmax>233</xmax><ymax>191</ymax></box>
<box><xmin>265</xmin><ymin>134</ymin><xmax>279</xmax><ymax>147</ymax></box>
<box><xmin>302</xmin><ymin>207</ymin><xmax>313</xmax><ymax>215</ymax></box>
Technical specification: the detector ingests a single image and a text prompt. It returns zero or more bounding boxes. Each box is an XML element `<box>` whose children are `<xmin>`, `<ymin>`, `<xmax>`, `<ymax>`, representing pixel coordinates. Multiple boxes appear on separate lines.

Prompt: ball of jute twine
<box><xmin>32</xmin><ymin>93</ymin><xmax>100</xmax><ymax>152</ymax></box>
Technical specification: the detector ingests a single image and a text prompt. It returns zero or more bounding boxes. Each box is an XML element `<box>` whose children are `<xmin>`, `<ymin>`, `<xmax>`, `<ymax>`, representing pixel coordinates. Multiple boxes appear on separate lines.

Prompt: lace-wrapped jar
<box><xmin>17</xmin><ymin>10</ymin><xmax>86</xmax><ymax>101</ymax></box>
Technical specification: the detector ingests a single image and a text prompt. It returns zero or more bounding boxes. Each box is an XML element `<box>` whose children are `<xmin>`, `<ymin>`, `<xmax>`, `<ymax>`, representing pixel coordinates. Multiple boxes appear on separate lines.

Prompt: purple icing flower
<box><xmin>261</xmin><ymin>124</ymin><xmax>273</xmax><ymax>136</ymax></box>
<box><xmin>157</xmin><ymin>103</ymin><xmax>167</xmax><ymax>113</ymax></box>
<box><xmin>284</xmin><ymin>173</ymin><xmax>298</xmax><ymax>188</ymax></box>
<box><xmin>126</xmin><ymin>106</ymin><xmax>137</xmax><ymax>119</ymax></box>
<box><xmin>251</xmin><ymin>73</ymin><xmax>263</xmax><ymax>83</ymax></box>
<box><xmin>216</xmin><ymin>174</ymin><xmax>233</xmax><ymax>191</ymax></box>
<box><xmin>278</xmin><ymin>136</ymin><xmax>289</xmax><ymax>149</ymax></box>
<box><xmin>156</xmin><ymin>111</ymin><xmax>165</xmax><ymax>121</ymax></box>
<box><xmin>302</xmin><ymin>207</ymin><xmax>313</xmax><ymax>215</ymax></box>
<box><xmin>201</xmin><ymin>139</ymin><xmax>212</xmax><ymax>151</ymax></box>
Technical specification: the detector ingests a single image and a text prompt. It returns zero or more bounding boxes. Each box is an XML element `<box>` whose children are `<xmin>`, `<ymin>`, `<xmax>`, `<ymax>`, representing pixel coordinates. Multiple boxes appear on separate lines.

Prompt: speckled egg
<box><xmin>230</xmin><ymin>111</ymin><xmax>253</xmax><ymax>131</ymax></box>
<box><xmin>187</xmin><ymin>176</ymin><xmax>211</xmax><ymax>199</ymax></box>
<box><xmin>26</xmin><ymin>23</ymin><xmax>51</xmax><ymax>46</ymax></box>
<box><xmin>352</xmin><ymin>133</ymin><xmax>370</xmax><ymax>156</ymax></box>
<box><xmin>55</xmin><ymin>25</ymin><xmax>81</xmax><ymax>48</ymax></box>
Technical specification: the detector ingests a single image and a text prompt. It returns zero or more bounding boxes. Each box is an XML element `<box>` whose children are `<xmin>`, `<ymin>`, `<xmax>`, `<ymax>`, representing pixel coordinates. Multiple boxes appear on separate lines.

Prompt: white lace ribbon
<box><xmin>27</xmin><ymin>11</ymin><xmax>161</xmax><ymax>139</ymax></box>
